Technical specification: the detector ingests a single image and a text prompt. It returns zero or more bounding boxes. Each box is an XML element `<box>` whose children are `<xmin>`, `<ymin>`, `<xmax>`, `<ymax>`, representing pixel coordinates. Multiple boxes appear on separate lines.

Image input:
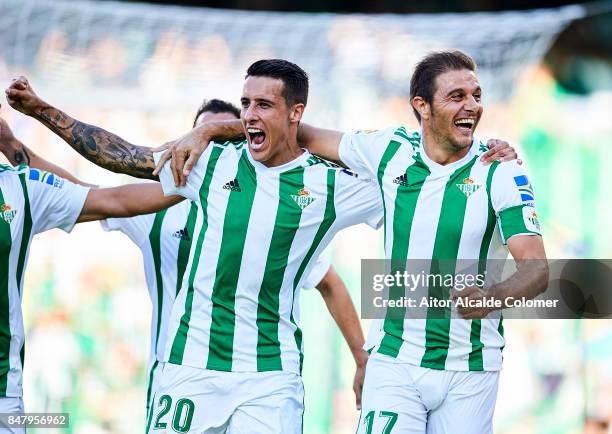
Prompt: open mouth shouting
<box><xmin>247</xmin><ymin>127</ymin><xmax>267</xmax><ymax>151</ymax></box>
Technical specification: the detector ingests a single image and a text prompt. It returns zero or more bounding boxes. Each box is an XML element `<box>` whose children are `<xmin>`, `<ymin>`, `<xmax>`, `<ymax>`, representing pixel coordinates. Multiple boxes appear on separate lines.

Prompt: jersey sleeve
<box><xmin>490</xmin><ymin>161</ymin><xmax>542</xmax><ymax>244</ymax></box>
<box><xmin>333</xmin><ymin>172</ymin><xmax>384</xmax><ymax>230</ymax></box>
<box><xmin>153</xmin><ymin>143</ymin><xmax>219</xmax><ymax>203</ymax></box>
<box><xmin>24</xmin><ymin>168</ymin><xmax>90</xmax><ymax>234</ymax></box>
<box><xmin>301</xmin><ymin>255</ymin><xmax>331</xmax><ymax>289</ymax></box>
<box><xmin>337</xmin><ymin>127</ymin><xmax>401</xmax><ymax>180</ymax></box>
<box><xmin>100</xmin><ymin>213</ymin><xmax>155</xmax><ymax>247</ymax></box>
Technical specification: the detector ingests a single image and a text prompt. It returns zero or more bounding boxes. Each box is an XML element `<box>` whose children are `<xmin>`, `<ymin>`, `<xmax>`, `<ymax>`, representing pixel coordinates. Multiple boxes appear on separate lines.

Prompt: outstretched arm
<box><xmin>157</xmin><ymin>120</ymin><xmax>521</xmax><ymax>187</ymax></box>
<box><xmin>6</xmin><ymin>77</ymin><xmax>158</xmax><ymax>180</ymax></box>
<box><xmin>297</xmin><ymin>124</ymin><xmax>344</xmax><ymax>163</ymax></box>
<box><xmin>78</xmin><ymin>183</ymin><xmax>183</xmax><ymax>223</ymax></box>
<box><xmin>0</xmin><ymin>115</ymin><xmax>95</xmax><ymax>187</ymax></box>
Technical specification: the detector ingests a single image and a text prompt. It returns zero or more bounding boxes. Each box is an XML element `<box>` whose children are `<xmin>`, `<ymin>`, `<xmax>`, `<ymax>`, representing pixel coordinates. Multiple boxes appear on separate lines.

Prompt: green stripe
<box><xmin>468</xmin><ymin>161</ymin><xmax>500</xmax><ymax>371</ymax></box>
<box><xmin>145</xmin><ymin>360</ymin><xmax>159</xmax><ymax>423</ymax></box>
<box><xmin>378</xmin><ymin>153</ymin><xmax>429</xmax><ymax>358</ymax></box>
<box><xmin>16</xmin><ymin>174</ymin><xmax>32</xmax><ymax>297</ymax></box>
<box><xmin>207</xmin><ymin>151</ymin><xmax>257</xmax><ymax>371</ymax></box>
<box><xmin>169</xmin><ymin>147</ymin><xmax>223</xmax><ymax>364</ymax></box>
<box><xmin>149</xmin><ymin>209</ymin><xmax>168</xmax><ymax>354</ymax></box>
<box><xmin>421</xmin><ymin>156</ymin><xmax>478</xmax><ymax>369</ymax></box>
<box><xmin>499</xmin><ymin>205</ymin><xmax>535</xmax><ymax>242</ymax></box>
<box><xmin>175</xmin><ymin>202</ymin><xmax>198</xmax><ymax>296</ymax></box>
<box><xmin>0</xmin><ymin>186</ymin><xmax>12</xmax><ymax>396</ymax></box>
<box><xmin>291</xmin><ymin>169</ymin><xmax>337</xmax><ymax>372</ymax></box>
<box><xmin>395</xmin><ymin>129</ymin><xmax>410</xmax><ymax>141</ymax></box>
<box><xmin>256</xmin><ymin>168</ymin><xmax>305</xmax><ymax>371</ymax></box>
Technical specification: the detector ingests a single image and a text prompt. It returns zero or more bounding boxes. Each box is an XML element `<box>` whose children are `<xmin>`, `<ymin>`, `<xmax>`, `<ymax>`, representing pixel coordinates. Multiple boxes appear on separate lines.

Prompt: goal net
<box><xmin>0</xmin><ymin>0</ymin><xmax>585</xmax><ymax>111</ymax></box>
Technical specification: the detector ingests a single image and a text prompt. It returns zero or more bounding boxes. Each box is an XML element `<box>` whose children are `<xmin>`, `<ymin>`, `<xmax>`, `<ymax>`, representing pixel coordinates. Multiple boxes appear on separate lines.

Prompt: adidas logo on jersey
<box><xmin>223</xmin><ymin>178</ymin><xmax>241</xmax><ymax>192</ymax></box>
<box><xmin>173</xmin><ymin>228</ymin><xmax>191</xmax><ymax>241</ymax></box>
<box><xmin>393</xmin><ymin>174</ymin><xmax>409</xmax><ymax>187</ymax></box>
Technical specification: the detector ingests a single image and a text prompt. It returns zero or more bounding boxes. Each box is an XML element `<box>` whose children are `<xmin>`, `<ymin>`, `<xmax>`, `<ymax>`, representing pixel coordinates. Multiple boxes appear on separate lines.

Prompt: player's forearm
<box><xmin>204</xmin><ymin>120</ymin><xmax>245</xmax><ymax>142</ymax></box>
<box><xmin>0</xmin><ymin>136</ymin><xmax>31</xmax><ymax>166</ymax></box>
<box><xmin>492</xmin><ymin>259</ymin><xmax>549</xmax><ymax>303</ymax></box>
<box><xmin>297</xmin><ymin>123</ymin><xmax>344</xmax><ymax>165</ymax></box>
<box><xmin>30</xmin><ymin>101</ymin><xmax>158</xmax><ymax>180</ymax></box>
<box><xmin>317</xmin><ymin>271</ymin><xmax>366</xmax><ymax>364</ymax></box>
<box><xmin>78</xmin><ymin>183</ymin><xmax>183</xmax><ymax>222</ymax></box>
<box><xmin>324</xmin><ymin>293</ymin><xmax>368</xmax><ymax>366</ymax></box>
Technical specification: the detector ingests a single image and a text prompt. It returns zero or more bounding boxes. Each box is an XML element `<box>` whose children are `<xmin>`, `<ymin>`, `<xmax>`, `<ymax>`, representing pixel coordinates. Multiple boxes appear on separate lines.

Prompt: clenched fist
<box><xmin>5</xmin><ymin>76</ymin><xmax>44</xmax><ymax>116</ymax></box>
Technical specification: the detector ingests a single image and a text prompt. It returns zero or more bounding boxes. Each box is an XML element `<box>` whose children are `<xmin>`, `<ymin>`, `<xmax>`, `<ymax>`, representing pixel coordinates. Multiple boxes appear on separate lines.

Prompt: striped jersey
<box><xmin>154</xmin><ymin>141</ymin><xmax>382</xmax><ymax>374</ymax></box>
<box><xmin>101</xmin><ymin>204</ymin><xmax>331</xmax><ymax>387</ymax></box>
<box><xmin>339</xmin><ymin>127</ymin><xmax>541</xmax><ymax>371</ymax></box>
<box><xmin>0</xmin><ymin>165</ymin><xmax>88</xmax><ymax>397</ymax></box>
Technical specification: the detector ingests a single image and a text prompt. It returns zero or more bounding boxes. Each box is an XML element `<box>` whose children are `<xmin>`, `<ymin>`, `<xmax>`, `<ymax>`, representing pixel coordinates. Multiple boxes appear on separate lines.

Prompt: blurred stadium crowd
<box><xmin>0</xmin><ymin>0</ymin><xmax>611</xmax><ymax>433</ymax></box>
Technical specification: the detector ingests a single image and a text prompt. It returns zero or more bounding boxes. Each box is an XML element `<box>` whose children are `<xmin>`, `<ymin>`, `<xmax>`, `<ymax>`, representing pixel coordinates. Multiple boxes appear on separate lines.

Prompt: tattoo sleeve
<box><xmin>33</xmin><ymin>103</ymin><xmax>158</xmax><ymax>180</ymax></box>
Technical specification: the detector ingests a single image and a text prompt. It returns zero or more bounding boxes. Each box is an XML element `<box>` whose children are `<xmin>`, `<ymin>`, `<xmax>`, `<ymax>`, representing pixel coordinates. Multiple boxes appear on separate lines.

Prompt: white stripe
<box><xmin>447</xmin><ymin>163</ymin><xmax>488</xmax><ymax>370</ymax></box>
<box><xmin>398</xmin><ymin>173</ymin><xmax>448</xmax><ymax>365</ymax></box>
<box><xmin>165</xmin><ymin>159</ymin><xmax>235</xmax><ymax>367</ymax></box>
<box><xmin>2</xmin><ymin>176</ymin><xmax>27</xmax><ymax>397</ymax></box>
<box><xmin>278</xmin><ymin>167</ymin><xmax>330</xmax><ymax>371</ymax></box>
<box><xmin>232</xmin><ymin>174</ymin><xmax>278</xmax><ymax>371</ymax></box>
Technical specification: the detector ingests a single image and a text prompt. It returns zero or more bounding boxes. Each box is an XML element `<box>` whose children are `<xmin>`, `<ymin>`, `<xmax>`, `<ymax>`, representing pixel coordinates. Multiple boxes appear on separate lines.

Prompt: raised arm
<box><xmin>78</xmin><ymin>183</ymin><xmax>183</xmax><ymax>223</ymax></box>
<box><xmin>5</xmin><ymin>77</ymin><xmax>158</xmax><ymax>180</ymax></box>
<box><xmin>1</xmin><ymin>115</ymin><xmax>96</xmax><ymax>187</ymax></box>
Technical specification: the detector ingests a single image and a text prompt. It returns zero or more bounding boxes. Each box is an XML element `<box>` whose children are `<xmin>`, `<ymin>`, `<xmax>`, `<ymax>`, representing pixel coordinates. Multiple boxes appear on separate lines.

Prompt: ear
<box><xmin>289</xmin><ymin>103</ymin><xmax>305</xmax><ymax>124</ymax></box>
<box><xmin>411</xmin><ymin>97</ymin><xmax>430</xmax><ymax>121</ymax></box>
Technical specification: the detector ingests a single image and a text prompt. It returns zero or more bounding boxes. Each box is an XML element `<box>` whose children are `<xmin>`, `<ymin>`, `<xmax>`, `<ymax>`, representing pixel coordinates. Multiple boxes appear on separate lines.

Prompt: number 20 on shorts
<box><xmin>153</xmin><ymin>395</ymin><xmax>195</xmax><ymax>433</ymax></box>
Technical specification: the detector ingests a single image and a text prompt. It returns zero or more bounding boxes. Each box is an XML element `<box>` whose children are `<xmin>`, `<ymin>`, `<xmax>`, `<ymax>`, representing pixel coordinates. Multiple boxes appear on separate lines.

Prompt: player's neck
<box><xmin>261</xmin><ymin>139</ymin><xmax>304</xmax><ymax>168</ymax></box>
<box><xmin>421</xmin><ymin>129</ymin><xmax>470</xmax><ymax>165</ymax></box>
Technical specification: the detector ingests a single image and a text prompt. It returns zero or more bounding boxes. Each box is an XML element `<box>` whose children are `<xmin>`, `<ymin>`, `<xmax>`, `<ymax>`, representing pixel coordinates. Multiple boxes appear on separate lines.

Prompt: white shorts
<box><xmin>0</xmin><ymin>397</ymin><xmax>25</xmax><ymax>434</ymax></box>
<box><xmin>357</xmin><ymin>355</ymin><xmax>499</xmax><ymax>434</ymax></box>
<box><xmin>147</xmin><ymin>363</ymin><xmax>304</xmax><ymax>434</ymax></box>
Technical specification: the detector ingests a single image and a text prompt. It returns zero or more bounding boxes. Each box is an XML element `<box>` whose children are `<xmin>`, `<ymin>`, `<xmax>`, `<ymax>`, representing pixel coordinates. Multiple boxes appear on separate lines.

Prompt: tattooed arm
<box><xmin>5</xmin><ymin>77</ymin><xmax>158</xmax><ymax>180</ymax></box>
<box><xmin>0</xmin><ymin>115</ymin><xmax>97</xmax><ymax>187</ymax></box>
<box><xmin>0</xmin><ymin>113</ymin><xmax>31</xmax><ymax>166</ymax></box>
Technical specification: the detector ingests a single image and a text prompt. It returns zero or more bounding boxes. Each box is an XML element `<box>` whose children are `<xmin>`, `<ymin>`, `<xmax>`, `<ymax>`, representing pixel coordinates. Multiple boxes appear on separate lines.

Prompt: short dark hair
<box><xmin>410</xmin><ymin>50</ymin><xmax>477</xmax><ymax>123</ymax></box>
<box><xmin>192</xmin><ymin>99</ymin><xmax>240</xmax><ymax>127</ymax></box>
<box><xmin>246</xmin><ymin>59</ymin><xmax>309</xmax><ymax>106</ymax></box>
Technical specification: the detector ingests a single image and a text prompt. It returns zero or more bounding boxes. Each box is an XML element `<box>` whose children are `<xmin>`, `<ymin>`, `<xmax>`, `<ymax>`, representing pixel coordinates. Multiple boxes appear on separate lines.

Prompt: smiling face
<box><xmin>428</xmin><ymin>68</ymin><xmax>483</xmax><ymax>151</ymax></box>
<box><xmin>240</xmin><ymin>75</ymin><xmax>304</xmax><ymax>166</ymax></box>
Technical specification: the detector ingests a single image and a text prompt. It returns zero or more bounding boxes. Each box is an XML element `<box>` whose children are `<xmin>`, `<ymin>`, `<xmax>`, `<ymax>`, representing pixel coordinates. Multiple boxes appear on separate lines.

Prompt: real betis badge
<box><xmin>1</xmin><ymin>204</ymin><xmax>17</xmax><ymax>224</ymax></box>
<box><xmin>456</xmin><ymin>177</ymin><xmax>481</xmax><ymax>198</ymax></box>
<box><xmin>291</xmin><ymin>188</ymin><xmax>315</xmax><ymax>210</ymax></box>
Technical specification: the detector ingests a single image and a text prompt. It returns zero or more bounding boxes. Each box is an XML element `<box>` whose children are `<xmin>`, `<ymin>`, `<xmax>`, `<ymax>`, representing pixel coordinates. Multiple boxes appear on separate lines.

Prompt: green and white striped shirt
<box><xmin>102</xmin><ymin>203</ymin><xmax>331</xmax><ymax>395</ymax></box>
<box><xmin>0</xmin><ymin>165</ymin><xmax>88</xmax><ymax>397</ymax></box>
<box><xmin>155</xmin><ymin>142</ymin><xmax>382</xmax><ymax>374</ymax></box>
<box><xmin>339</xmin><ymin>127</ymin><xmax>541</xmax><ymax>371</ymax></box>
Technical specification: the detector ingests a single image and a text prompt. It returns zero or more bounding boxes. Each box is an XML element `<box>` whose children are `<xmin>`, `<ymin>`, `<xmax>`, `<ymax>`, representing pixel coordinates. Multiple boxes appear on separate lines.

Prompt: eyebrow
<box><xmin>446</xmin><ymin>86</ymin><xmax>482</xmax><ymax>96</ymax></box>
<box><xmin>240</xmin><ymin>97</ymin><xmax>275</xmax><ymax>104</ymax></box>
